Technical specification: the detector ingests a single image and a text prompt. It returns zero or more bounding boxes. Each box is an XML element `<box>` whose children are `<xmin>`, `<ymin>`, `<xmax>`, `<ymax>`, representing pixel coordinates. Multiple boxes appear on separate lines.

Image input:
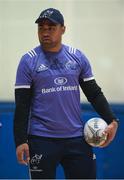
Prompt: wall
<box><xmin>0</xmin><ymin>102</ymin><xmax>124</xmax><ymax>179</ymax></box>
<box><xmin>0</xmin><ymin>0</ymin><xmax>124</xmax><ymax>103</ymax></box>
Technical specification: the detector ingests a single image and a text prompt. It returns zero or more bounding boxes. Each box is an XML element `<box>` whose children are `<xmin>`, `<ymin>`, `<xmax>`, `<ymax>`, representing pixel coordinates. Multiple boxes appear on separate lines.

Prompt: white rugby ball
<box><xmin>84</xmin><ymin>117</ymin><xmax>108</xmax><ymax>147</ymax></box>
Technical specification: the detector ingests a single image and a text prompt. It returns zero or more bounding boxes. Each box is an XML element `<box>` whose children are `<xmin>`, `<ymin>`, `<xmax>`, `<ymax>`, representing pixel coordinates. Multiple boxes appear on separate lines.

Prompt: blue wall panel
<box><xmin>0</xmin><ymin>112</ymin><xmax>29</xmax><ymax>179</ymax></box>
<box><xmin>0</xmin><ymin>102</ymin><xmax>124</xmax><ymax>179</ymax></box>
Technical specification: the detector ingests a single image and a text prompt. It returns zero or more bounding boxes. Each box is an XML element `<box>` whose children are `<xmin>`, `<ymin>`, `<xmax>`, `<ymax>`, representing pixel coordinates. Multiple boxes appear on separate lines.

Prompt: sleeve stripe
<box><xmin>32</xmin><ymin>49</ymin><xmax>37</xmax><ymax>55</ymax></box>
<box><xmin>27</xmin><ymin>51</ymin><xmax>33</xmax><ymax>58</ymax></box>
<box><xmin>83</xmin><ymin>77</ymin><xmax>95</xmax><ymax>82</ymax></box>
<box><xmin>68</xmin><ymin>46</ymin><xmax>76</xmax><ymax>54</ymax></box>
<box><xmin>15</xmin><ymin>85</ymin><xmax>31</xmax><ymax>89</ymax></box>
<box><xmin>28</xmin><ymin>50</ymin><xmax>35</xmax><ymax>57</ymax></box>
<box><xmin>27</xmin><ymin>49</ymin><xmax>37</xmax><ymax>58</ymax></box>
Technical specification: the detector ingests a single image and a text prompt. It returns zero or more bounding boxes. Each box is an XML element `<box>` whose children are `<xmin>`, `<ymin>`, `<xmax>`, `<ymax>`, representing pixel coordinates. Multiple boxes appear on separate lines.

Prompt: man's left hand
<box><xmin>100</xmin><ymin>120</ymin><xmax>118</xmax><ymax>147</ymax></box>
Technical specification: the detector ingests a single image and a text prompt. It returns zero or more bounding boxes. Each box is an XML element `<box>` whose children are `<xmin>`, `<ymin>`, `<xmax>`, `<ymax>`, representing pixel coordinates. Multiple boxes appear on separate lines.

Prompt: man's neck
<box><xmin>41</xmin><ymin>43</ymin><xmax>62</xmax><ymax>52</ymax></box>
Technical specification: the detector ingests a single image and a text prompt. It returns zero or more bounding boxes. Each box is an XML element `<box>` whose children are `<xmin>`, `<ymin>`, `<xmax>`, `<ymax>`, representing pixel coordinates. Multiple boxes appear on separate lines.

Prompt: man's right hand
<box><xmin>16</xmin><ymin>143</ymin><xmax>30</xmax><ymax>165</ymax></box>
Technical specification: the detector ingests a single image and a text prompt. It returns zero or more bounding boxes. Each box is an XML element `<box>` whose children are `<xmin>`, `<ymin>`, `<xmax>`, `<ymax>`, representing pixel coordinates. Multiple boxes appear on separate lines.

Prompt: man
<box><xmin>14</xmin><ymin>8</ymin><xmax>118</xmax><ymax>179</ymax></box>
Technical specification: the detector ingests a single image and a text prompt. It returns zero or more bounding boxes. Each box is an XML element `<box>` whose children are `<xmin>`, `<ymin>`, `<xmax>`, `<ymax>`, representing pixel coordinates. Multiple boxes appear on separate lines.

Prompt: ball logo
<box><xmin>54</xmin><ymin>77</ymin><xmax>67</xmax><ymax>85</ymax></box>
<box><xmin>84</xmin><ymin>117</ymin><xmax>108</xmax><ymax>147</ymax></box>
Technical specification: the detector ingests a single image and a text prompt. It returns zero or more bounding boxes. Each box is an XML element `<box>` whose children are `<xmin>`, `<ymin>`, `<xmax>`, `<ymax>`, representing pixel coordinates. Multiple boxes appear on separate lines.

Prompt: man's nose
<box><xmin>42</xmin><ymin>28</ymin><xmax>50</xmax><ymax>34</ymax></box>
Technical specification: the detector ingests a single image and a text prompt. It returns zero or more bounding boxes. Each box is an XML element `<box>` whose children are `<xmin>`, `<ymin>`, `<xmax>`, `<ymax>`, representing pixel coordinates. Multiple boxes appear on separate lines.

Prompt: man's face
<box><xmin>38</xmin><ymin>19</ymin><xmax>65</xmax><ymax>49</ymax></box>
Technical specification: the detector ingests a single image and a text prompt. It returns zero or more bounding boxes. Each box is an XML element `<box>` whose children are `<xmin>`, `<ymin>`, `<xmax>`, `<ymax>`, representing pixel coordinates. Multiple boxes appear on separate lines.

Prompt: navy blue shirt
<box><xmin>15</xmin><ymin>44</ymin><xmax>94</xmax><ymax>138</ymax></box>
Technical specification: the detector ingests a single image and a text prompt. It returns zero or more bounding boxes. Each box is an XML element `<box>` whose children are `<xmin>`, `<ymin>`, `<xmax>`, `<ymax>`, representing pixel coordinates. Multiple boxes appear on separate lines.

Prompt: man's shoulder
<box><xmin>63</xmin><ymin>44</ymin><xmax>90</xmax><ymax>65</ymax></box>
<box><xmin>18</xmin><ymin>45</ymin><xmax>43</xmax><ymax>69</ymax></box>
<box><xmin>22</xmin><ymin>45</ymin><xmax>41</xmax><ymax>59</ymax></box>
<box><xmin>63</xmin><ymin>44</ymin><xmax>83</xmax><ymax>56</ymax></box>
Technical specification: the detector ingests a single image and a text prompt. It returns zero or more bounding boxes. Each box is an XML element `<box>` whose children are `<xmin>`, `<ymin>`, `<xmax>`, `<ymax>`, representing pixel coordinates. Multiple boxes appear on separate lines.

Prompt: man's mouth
<box><xmin>42</xmin><ymin>37</ymin><xmax>51</xmax><ymax>42</ymax></box>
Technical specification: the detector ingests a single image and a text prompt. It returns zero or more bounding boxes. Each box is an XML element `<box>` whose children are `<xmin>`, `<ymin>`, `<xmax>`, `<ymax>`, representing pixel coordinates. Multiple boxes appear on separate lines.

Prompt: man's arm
<box><xmin>79</xmin><ymin>78</ymin><xmax>118</xmax><ymax>147</ymax></box>
<box><xmin>14</xmin><ymin>88</ymin><xmax>32</xmax><ymax>164</ymax></box>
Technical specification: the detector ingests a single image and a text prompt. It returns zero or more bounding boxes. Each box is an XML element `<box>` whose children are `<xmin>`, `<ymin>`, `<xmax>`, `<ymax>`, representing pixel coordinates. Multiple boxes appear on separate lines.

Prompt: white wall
<box><xmin>0</xmin><ymin>0</ymin><xmax>124</xmax><ymax>103</ymax></box>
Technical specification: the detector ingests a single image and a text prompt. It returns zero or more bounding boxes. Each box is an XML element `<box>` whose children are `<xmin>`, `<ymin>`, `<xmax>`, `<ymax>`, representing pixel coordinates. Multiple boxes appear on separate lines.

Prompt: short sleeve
<box><xmin>15</xmin><ymin>55</ymin><xmax>32</xmax><ymax>89</ymax></box>
<box><xmin>79</xmin><ymin>52</ymin><xmax>94</xmax><ymax>82</ymax></box>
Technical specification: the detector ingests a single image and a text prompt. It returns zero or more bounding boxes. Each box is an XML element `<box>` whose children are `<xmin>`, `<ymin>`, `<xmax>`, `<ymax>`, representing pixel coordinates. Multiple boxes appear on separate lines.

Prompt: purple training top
<box><xmin>15</xmin><ymin>44</ymin><xmax>94</xmax><ymax>138</ymax></box>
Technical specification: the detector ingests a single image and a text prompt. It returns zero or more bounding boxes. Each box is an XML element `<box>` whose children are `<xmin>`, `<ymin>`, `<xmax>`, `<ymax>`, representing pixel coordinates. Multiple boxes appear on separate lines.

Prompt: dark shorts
<box><xmin>28</xmin><ymin>135</ymin><xmax>96</xmax><ymax>179</ymax></box>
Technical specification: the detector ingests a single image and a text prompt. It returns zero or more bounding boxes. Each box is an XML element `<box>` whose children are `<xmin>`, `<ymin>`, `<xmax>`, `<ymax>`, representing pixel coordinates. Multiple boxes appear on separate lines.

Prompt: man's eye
<box><xmin>49</xmin><ymin>26</ymin><xmax>56</xmax><ymax>31</ymax></box>
<box><xmin>38</xmin><ymin>26</ymin><xmax>57</xmax><ymax>32</ymax></box>
<box><xmin>38</xmin><ymin>27</ymin><xmax>43</xmax><ymax>30</ymax></box>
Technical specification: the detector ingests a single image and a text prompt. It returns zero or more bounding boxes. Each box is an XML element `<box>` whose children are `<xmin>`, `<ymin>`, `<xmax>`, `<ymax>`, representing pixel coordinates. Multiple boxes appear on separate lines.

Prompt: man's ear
<box><xmin>61</xmin><ymin>26</ymin><xmax>66</xmax><ymax>34</ymax></box>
